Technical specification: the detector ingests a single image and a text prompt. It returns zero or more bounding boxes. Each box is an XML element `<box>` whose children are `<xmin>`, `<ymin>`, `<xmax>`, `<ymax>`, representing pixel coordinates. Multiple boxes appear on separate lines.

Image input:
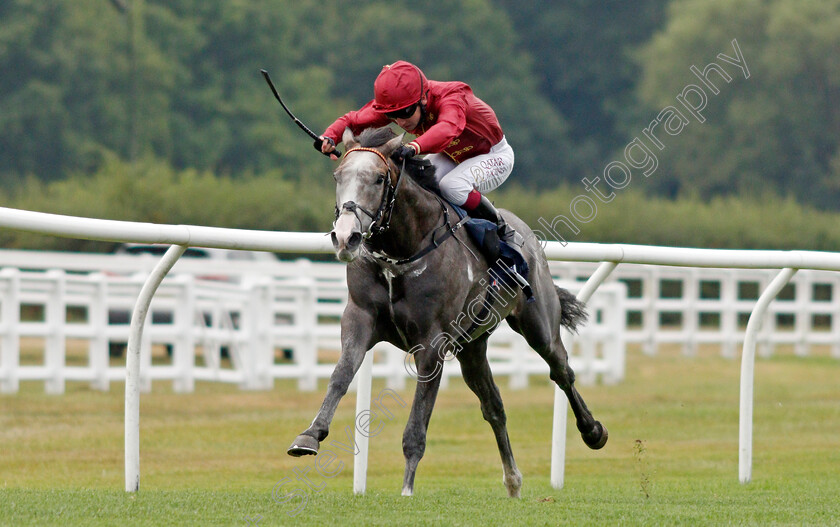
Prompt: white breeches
<box><xmin>426</xmin><ymin>136</ymin><xmax>514</xmax><ymax>206</ymax></box>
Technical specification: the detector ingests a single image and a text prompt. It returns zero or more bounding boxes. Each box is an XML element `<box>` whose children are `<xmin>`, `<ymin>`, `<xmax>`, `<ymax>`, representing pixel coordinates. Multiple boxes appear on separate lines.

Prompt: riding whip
<box><xmin>260</xmin><ymin>69</ymin><xmax>341</xmax><ymax>158</ymax></box>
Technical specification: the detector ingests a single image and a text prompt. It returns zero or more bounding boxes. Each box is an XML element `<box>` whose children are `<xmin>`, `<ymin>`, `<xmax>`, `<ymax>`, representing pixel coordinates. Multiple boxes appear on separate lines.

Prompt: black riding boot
<box><xmin>470</xmin><ymin>195</ymin><xmax>525</xmax><ymax>252</ymax></box>
<box><xmin>470</xmin><ymin>196</ymin><xmax>532</xmax><ymax>299</ymax></box>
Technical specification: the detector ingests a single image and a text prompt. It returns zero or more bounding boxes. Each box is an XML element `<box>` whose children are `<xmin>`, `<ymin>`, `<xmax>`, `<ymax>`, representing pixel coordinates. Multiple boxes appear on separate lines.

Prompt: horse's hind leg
<box><xmin>509</xmin><ymin>298</ymin><xmax>608</xmax><ymax>450</ymax></box>
<box><xmin>456</xmin><ymin>340</ymin><xmax>522</xmax><ymax>497</ymax></box>
<box><xmin>555</xmin><ymin>353</ymin><xmax>608</xmax><ymax>449</ymax></box>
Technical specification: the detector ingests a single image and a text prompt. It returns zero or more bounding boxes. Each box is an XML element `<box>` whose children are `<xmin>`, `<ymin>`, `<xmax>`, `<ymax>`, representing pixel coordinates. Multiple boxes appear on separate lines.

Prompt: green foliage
<box><xmin>494</xmin><ymin>0</ymin><xmax>670</xmax><ymax>165</ymax></box>
<box><xmin>497</xmin><ymin>184</ymin><xmax>840</xmax><ymax>251</ymax></box>
<box><xmin>0</xmin><ymin>0</ymin><xmax>575</xmax><ymax>187</ymax></box>
<box><xmin>634</xmin><ymin>0</ymin><xmax>840</xmax><ymax>207</ymax></box>
<box><xmin>0</xmin><ymin>156</ymin><xmax>335</xmax><ymax>251</ymax></box>
<box><xmin>2</xmin><ymin>0</ymin><xmax>840</xmax><ymax>249</ymax></box>
<box><xmin>6</xmin><ymin>165</ymin><xmax>840</xmax><ymax>251</ymax></box>
<box><xmin>6</xmin><ymin>164</ymin><xmax>840</xmax><ymax>252</ymax></box>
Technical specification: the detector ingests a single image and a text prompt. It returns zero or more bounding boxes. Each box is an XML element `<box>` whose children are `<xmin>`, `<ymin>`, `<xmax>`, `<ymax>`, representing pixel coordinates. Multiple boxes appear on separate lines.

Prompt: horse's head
<box><xmin>330</xmin><ymin>127</ymin><xmax>404</xmax><ymax>262</ymax></box>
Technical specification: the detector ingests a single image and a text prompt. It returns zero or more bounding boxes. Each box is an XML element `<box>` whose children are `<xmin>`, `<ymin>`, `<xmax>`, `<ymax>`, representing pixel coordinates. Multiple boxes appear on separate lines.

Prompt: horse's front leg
<box><xmin>287</xmin><ymin>301</ymin><xmax>378</xmax><ymax>456</ymax></box>
<box><xmin>401</xmin><ymin>338</ymin><xmax>445</xmax><ymax>496</ymax></box>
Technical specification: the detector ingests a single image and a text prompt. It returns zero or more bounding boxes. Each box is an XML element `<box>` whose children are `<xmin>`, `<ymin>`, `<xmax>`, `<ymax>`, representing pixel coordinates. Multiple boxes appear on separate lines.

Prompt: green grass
<box><xmin>2</xmin><ymin>346</ymin><xmax>839</xmax><ymax>526</ymax></box>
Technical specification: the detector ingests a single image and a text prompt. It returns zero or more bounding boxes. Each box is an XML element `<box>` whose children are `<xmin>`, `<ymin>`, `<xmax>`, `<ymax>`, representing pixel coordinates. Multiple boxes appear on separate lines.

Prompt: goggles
<box><xmin>384</xmin><ymin>103</ymin><xmax>418</xmax><ymax>120</ymax></box>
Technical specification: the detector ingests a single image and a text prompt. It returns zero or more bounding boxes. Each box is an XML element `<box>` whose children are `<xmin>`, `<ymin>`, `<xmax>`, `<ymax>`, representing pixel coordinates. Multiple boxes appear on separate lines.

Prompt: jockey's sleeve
<box><xmin>323</xmin><ymin>102</ymin><xmax>390</xmax><ymax>145</ymax></box>
<box><xmin>409</xmin><ymin>96</ymin><xmax>468</xmax><ymax>156</ymax></box>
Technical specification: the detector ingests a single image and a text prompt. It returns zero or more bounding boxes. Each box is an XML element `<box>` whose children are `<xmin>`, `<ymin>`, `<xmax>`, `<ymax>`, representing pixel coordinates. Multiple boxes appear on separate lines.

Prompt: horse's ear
<box><xmin>383</xmin><ymin>132</ymin><xmax>405</xmax><ymax>157</ymax></box>
<box><xmin>342</xmin><ymin>127</ymin><xmax>358</xmax><ymax>149</ymax></box>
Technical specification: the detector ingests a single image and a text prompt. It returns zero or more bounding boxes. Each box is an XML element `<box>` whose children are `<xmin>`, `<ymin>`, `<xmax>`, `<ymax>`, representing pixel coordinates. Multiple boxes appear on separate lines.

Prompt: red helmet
<box><xmin>372</xmin><ymin>61</ymin><xmax>428</xmax><ymax>113</ymax></box>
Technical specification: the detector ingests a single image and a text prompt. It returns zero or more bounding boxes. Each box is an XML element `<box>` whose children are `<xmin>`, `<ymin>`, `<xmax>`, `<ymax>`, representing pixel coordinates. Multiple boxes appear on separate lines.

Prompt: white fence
<box><xmin>0</xmin><ymin>254</ymin><xmax>626</xmax><ymax>395</ymax></box>
<box><xmin>548</xmin><ymin>261</ymin><xmax>840</xmax><ymax>359</ymax></box>
<box><xmin>8</xmin><ymin>253</ymin><xmax>840</xmax><ymax>397</ymax></box>
<box><xmin>3</xmin><ymin>205</ymin><xmax>840</xmax><ymax>492</ymax></box>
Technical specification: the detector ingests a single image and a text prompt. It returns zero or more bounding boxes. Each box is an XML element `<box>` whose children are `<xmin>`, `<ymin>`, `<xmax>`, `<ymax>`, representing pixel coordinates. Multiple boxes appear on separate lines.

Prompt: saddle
<box><xmin>450</xmin><ymin>203</ymin><xmax>534</xmax><ymax>302</ymax></box>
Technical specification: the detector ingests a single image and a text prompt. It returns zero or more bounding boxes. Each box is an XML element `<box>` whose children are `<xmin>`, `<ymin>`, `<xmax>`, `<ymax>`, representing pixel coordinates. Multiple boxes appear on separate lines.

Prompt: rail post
<box><xmin>125</xmin><ymin>244</ymin><xmax>187</xmax><ymax>492</ymax></box>
<box><xmin>738</xmin><ymin>267</ymin><xmax>797</xmax><ymax>484</ymax></box>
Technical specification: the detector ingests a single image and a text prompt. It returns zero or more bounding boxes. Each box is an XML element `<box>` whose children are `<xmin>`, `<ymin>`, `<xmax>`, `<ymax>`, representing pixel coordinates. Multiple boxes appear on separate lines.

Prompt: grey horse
<box><xmin>287</xmin><ymin>126</ymin><xmax>608</xmax><ymax>497</ymax></box>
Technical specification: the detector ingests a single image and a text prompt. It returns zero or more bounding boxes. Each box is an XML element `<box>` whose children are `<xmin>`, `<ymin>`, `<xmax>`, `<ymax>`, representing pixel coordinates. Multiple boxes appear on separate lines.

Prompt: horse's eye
<box><xmin>375</xmin><ymin>174</ymin><xmax>386</xmax><ymax>185</ymax></box>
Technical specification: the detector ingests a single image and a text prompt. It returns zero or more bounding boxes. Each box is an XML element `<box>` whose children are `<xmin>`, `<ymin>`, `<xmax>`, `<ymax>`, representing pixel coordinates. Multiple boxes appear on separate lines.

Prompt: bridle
<box><xmin>334</xmin><ymin>146</ymin><xmax>405</xmax><ymax>239</ymax></box>
<box><xmin>333</xmin><ymin>145</ymin><xmax>471</xmax><ymax>266</ymax></box>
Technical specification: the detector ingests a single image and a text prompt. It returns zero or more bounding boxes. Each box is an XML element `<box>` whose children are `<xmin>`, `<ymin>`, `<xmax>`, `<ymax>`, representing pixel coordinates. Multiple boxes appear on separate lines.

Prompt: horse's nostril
<box><xmin>347</xmin><ymin>232</ymin><xmax>362</xmax><ymax>250</ymax></box>
<box><xmin>330</xmin><ymin>231</ymin><xmax>339</xmax><ymax>249</ymax></box>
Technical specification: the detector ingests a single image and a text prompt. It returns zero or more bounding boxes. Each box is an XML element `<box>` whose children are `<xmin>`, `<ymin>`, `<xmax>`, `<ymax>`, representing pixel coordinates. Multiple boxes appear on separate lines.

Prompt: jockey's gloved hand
<box><xmin>314</xmin><ymin>136</ymin><xmax>336</xmax><ymax>155</ymax></box>
<box><xmin>391</xmin><ymin>144</ymin><xmax>416</xmax><ymax>164</ymax></box>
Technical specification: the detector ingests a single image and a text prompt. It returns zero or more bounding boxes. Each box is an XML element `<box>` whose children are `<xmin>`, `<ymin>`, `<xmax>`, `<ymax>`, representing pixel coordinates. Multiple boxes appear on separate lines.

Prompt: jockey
<box><xmin>317</xmin><ymin>60</ymin><xmax>524</xmax><ymax>254</ymax></box>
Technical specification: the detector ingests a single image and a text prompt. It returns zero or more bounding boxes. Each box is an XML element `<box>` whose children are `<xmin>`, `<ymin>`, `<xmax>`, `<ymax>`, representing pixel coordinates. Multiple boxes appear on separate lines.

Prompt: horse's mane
<box><xmin>357</xmin><ymin>127</ymin><xmax>398</xmax><ymax>148</ymax></box>
<box><xmin>356</xmin><ymin>127</ymin><xmax>440</xmax><ymax>194</ymax></box>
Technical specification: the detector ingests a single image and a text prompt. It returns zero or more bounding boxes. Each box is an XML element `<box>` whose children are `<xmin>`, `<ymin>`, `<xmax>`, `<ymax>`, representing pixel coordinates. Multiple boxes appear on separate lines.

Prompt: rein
<box><xmin>335</xmin><ymin>146</ymin><xmax>467</xmax><ymax>266</ymax></box>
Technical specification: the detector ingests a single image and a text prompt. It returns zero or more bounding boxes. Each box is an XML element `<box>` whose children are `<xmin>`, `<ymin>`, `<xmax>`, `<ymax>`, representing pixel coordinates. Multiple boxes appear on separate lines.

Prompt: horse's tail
<box><xmin>556</xmin><ymin>285</ymin><xmax>588</xmax><ymax>333</ymax></box>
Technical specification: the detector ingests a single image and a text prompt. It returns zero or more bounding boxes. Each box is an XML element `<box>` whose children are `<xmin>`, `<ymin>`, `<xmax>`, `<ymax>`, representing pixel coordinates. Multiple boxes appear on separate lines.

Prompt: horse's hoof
<box><xmin>287</xmin><ymin>434</ymin><xmax>320</xmax><ymax>457</ymax></box>
<box><xmin>504</xmin><ymin>471</ymin><xmax>522</xmax><ymax>498</ymax></box>
<box><xmin>582</xmin><ymin>421</ymin><xmax>608</xmax><ymax>450</ymax></box>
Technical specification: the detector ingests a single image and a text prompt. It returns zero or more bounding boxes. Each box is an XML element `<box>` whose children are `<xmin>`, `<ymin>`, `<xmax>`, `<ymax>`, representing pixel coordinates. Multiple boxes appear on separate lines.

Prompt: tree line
<box><xmin>1</xmin><ymin>0</ymin><xmax>839</xmax><ymax>249</ymax></box>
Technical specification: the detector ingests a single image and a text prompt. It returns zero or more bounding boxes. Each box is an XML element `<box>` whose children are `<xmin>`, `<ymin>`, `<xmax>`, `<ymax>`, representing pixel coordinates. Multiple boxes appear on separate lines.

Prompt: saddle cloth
<box><xmin>449</xmin><ymin>203</ymin><xmax>530</xmax><ymax>296</ymax></box>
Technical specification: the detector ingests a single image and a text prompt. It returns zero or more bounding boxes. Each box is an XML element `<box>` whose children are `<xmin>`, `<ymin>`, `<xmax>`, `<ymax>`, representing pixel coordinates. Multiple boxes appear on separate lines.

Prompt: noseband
<box><xmin>335</xmin><ymin>146</ymin><xmax>404</xmax><ymax>239</ymax></box>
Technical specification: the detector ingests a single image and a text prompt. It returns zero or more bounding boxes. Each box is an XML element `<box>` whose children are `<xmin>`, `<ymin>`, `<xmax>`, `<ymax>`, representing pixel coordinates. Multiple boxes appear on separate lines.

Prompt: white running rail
<box><xmin>3</xmin><ymin>205</ymin><xmax>840</xmax><ymax>490</ymax></box>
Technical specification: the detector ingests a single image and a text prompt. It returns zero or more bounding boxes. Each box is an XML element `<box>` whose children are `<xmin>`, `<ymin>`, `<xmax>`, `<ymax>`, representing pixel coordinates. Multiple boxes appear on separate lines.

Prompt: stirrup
<box><xmin>510</xmin><ymin>269</ymin><xmax>533</xmax><ymax>300</ymax></box>
<box><xmin>494</xmin><ymin>265</ymin><xmax>533</xmax><ymax>302</ymax></box>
